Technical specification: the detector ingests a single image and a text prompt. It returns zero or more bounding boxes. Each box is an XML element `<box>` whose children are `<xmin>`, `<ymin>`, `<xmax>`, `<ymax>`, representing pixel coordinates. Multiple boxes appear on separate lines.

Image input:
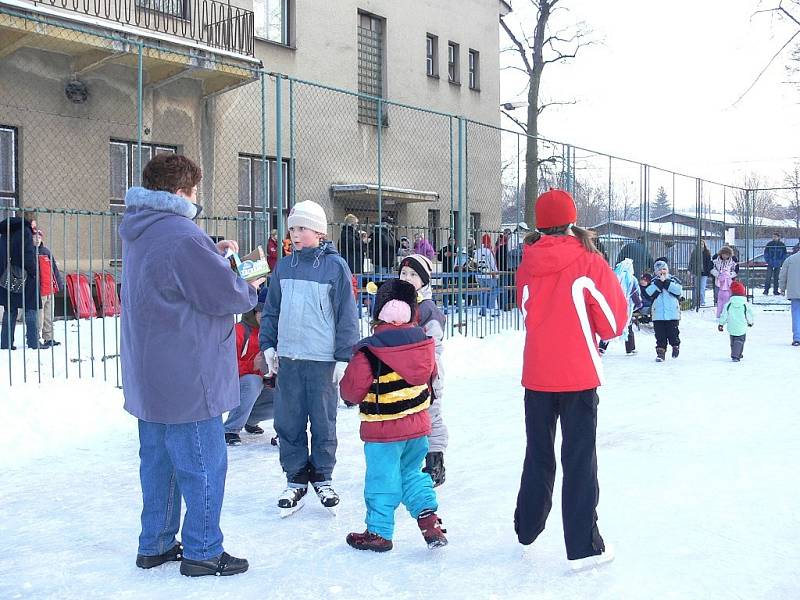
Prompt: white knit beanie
<box><xmin>287</xmin><ymin>201</ymin><xmax>327</xmax><ymax>234</ymax></box>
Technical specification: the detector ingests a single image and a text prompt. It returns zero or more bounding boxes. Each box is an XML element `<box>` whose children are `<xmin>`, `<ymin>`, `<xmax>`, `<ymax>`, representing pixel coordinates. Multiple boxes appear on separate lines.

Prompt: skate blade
<box><xmin>568</xmin><ymin>545</ymin><xmax>615</xmax><ymax>573</ymax></box>
<box><xmin>426</xmin><ymin>538</ymin><xmax>448</xmax><ymax>549</ymax></box>
<box><xmin>324</xmin><ymin>504</ymin><xmax>338</xmax><ymax>517</ymax></box>
<box><xmin>279</xmin><ymin>497</ymin><xmax>305</xmax><ymax>518</ymax></box>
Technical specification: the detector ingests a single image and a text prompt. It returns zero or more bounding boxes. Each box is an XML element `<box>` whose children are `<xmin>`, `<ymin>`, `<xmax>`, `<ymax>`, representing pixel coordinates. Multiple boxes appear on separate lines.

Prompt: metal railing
<box><xmin>29</xmin><ymin>0</ymin><xmax>255</xmax><ymax>56</ymax></box>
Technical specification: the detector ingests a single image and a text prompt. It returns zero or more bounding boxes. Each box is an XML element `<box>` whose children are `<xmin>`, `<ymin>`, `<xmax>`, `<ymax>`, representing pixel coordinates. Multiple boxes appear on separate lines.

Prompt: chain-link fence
<box><xmin>2</xmin><ymin>4</ymin><xmax>798</xmax><ymax>384</ymax></box>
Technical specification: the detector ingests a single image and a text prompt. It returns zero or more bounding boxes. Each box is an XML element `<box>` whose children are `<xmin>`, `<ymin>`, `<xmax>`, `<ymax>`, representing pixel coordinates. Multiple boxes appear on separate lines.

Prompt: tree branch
<box><xmin>501</xmin><ymin>110</ymin><xmax>528</xmax><ymax>134</ymax></box>
<box><xmin>537</xmin><ymin>99</ymin><xmax>578</xmax><ymax>114</ymax></box>
<box><xmin>500</xmin><ymin>17</ymin><xmax>533</xmax><ymax>73</ymax></box>
<box><xmin>732</xmin><ymin>28</ymin><xmax>800</xmax><ymax>105</ymax></box>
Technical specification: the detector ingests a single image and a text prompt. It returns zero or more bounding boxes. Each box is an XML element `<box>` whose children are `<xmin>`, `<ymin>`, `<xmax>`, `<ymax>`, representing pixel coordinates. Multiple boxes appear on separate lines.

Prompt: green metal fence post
<box><xmin>276</xmin><ymin>75</ymin><xmax>284</xmax><ymax>249</ymax></box>
<box><xmin>261</xmin><ymin>71</ymin><xmax>270</xmax><ymax>248</ymax></box>
<box><xmin>136</xmin><ymin>40</ymin><xmax>143</xmax><ymax>186</ymax></box>
<box><xmin>457</xmin><ymin>117</ymin><xmax>465</xmax><ymax>328</ymax></box>
<box><xmin>377</xmin><ymin>98</ymin><xmax>383</xmax><ymax>271</ymax></box>
<box><xmin>289</xmin><ymin>77</ymin><xmax>296</xmax><ymax>206</ymax></box>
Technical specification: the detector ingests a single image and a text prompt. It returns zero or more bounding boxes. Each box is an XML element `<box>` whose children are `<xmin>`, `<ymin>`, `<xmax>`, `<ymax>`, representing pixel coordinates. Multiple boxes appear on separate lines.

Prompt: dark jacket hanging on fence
<box><xmin>0</xmin><ymin>217</ymin><xmax>41</xmax><ymax>310</ymax></box>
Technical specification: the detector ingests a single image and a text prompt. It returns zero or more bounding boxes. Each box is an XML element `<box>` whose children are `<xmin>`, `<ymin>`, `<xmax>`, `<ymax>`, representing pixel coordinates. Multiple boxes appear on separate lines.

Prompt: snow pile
<box><xmin>1</xmin><ymin>307</ymin><xmax>799</xmax><ymax>599</ymax></box>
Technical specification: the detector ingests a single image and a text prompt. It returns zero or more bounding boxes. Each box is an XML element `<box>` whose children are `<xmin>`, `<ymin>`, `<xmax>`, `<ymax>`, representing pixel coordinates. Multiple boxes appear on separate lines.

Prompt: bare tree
<box><xmin>784</xmin><ymin>163</ymin><xmax>800</xmax><ymax>228</ymax></box>
<box><xmin>739</xmin><ymin>1</ymin><xmax>800</xmax><ymax>103</ymax></box>
<box><xmin>500</xmin><ymin>1</ymin><xmax>593</xmax><ymax>226</ymax></box>
<box><xmin>731</xmin><ymin>174</ymin><xmax>777</xmax><ymax>227</ymax></box>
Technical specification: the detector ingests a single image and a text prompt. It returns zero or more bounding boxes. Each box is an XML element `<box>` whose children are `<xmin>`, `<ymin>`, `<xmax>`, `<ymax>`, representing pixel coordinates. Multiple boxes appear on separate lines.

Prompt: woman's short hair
<box><xmin>142</xmin><ymin>154</ymin><xmax>201</xmax><ymax>194</ymax></box>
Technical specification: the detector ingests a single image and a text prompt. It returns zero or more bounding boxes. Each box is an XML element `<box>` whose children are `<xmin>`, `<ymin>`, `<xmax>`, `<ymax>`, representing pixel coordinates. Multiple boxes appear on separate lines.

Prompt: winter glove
<box><xmin>718</xmin><ymin>324</ymin><xmax>724</xmax><ymax>332</ymax></box>
<box><xmin>332</xmin><ymin>361</ymin><xmax>347</xmax><ymax>384</ymax></box>
<box><xmin>748</xmin><ymin>323</ymin><xmax>753</xmax><ymax>327</ymax></box>
<box><xmin>263</xmin><ymin>347</ymin><xmax>279</xmax><ymax>377</ymax></box>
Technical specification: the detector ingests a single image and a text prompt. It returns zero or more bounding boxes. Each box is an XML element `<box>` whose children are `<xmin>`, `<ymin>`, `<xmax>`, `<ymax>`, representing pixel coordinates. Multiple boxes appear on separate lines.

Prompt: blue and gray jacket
<box><xmin>644</xmin><ymin>275</ymin><xmax>683</xmax><ymax>321</ymax></box>
<box><xmin>260</xmin><ymin>240</ymin><xmax>359</xmax><ymax>362</ymax></box>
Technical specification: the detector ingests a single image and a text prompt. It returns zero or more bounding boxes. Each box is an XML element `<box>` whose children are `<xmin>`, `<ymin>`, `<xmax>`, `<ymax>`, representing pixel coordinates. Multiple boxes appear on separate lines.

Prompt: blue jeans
<box><xmin>137</xmin><ymin>417</ymin><xmax>228</xmax><ymax>561</ymax></box>
<box><xmin>224</xmin><ymin>374</ymin><xmax>264</xmax><ymax>433</ymax></box>
<box><xmin>363</xmin><ymin>436</ymin><xmax>437</xmax><ymax>540</ymax></box>
<box><xmin>1</xmin><ymin>307</ymin><xmax>38</xmax><ymax>349</ymax></box>
<box><xmin>247</xmin><ymin>385</ymin><xmax>275</xmax><ymax>426</ymax></box>
<box><xmin>478</xmin><ymin>278</ymin><xmax>499</xmax><ymax>314</ymax></box>
<box><xmin>274</xmin><ymin>358</ymin><xmax>337</xmax><ymax>484</ymax></box>
<box><xmin>698</xmin><ymin>275</ymin><xmax>708</xmax><ymax>305</ymax></box>
<box><xmin>792</xmin><ymin>299</ymin><xmax>800</xmax><ymax>342</ymax></box>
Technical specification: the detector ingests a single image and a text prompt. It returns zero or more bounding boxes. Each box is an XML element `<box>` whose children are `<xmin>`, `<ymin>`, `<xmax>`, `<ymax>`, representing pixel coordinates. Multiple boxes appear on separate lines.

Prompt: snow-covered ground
<box><xmin>1</xmin><ymin>307</ymin><xmax>799</xmax><ymax>599</ymax></box>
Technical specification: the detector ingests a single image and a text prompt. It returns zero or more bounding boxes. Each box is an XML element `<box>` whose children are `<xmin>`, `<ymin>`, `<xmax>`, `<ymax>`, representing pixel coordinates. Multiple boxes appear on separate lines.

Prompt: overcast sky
<box><xmin>499</xmin><ymin>0</ymin><xmax>800</xmax><ymax>199</ymax></box>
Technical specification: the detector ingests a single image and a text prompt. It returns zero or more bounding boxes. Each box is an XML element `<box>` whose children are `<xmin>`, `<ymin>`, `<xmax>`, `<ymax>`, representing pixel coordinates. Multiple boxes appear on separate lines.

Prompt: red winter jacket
<box><xmin>236</xmin><ymin>321</ymin><xmax>263</xmax><ymax>377</ymax></box>
<box><xmin>37</xmin><ymin>255</ymin><xmax>57</xmax><ymax>296</ymax></box>
<box><xmin>516</xmin><ymin>235</ymin><xmax>628</xmax><ymax>392</ymax></box>
<box><xmin>340</xmin><ymin>323</ymin><xmax>436</xmax><ymax>443</ymax></box>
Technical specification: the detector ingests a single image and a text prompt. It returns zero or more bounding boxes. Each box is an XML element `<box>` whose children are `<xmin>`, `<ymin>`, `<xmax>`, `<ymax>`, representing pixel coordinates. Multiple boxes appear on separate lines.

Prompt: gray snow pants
<box><xmin>730</xmin><ymin>334</ymin><xmax>746</xmax><ymax>360</ymax></box>
<box><xmin>428</xmin><ymin>390</ymin><xmax>449</xmax><ymax>453</ymax></box>
<box><xmin>274</xmin><ymin>358</ymin><xmax>338</xmax><ymax>486</ymax></box>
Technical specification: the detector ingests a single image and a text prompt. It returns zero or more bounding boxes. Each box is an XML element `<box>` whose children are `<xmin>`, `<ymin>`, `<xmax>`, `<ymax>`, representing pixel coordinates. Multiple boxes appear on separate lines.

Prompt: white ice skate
<box><xmin>278</xmin><ymin>486</ymin><xmax>307</xmax><ymax>518</ymax></box>
<box><xmin>568</xmin><ymin>544</ymin><xmax>615</xmax><ymax>573</ymax></box>
<box><xmin>313</xmin><ymin>482</ymin><xmax>340</xmax><ymax>516</ymax></box>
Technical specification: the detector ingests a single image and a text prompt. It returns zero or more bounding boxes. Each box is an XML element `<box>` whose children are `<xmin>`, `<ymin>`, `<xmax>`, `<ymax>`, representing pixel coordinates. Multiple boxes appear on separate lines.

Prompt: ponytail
<box><xmin>536</xmin><ymin>224</ymin><xmax>600</xmax><ymax>255</ymax></box>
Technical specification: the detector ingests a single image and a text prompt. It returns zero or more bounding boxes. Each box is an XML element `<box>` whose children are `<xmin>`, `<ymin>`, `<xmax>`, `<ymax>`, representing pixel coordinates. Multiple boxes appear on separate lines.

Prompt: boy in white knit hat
<box><xmin>259</xmin><ymin>200</ymin><xmax>359</xmax><ymax>516</ymax></box>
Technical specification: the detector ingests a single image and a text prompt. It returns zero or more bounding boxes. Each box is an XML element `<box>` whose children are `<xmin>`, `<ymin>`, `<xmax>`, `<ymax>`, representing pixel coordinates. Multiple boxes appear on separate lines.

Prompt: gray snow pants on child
<box><xmin>274</xmin><ymin>358</ymin><xmax>338</xmax><ymax>486</ymax></box>
<box><xmin>730</xmin><ymin>334</ymin><xmax>746</xmax><ymax>360</ymax></box>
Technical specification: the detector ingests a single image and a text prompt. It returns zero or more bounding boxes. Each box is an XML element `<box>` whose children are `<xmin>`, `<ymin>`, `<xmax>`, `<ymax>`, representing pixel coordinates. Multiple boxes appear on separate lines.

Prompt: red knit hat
<box><xmin>535</xmin><ymin>188</ymin><xmax>577</xmax><ymax>229</ymax></box>
<box><xmin>730</xmin><ymin>281</ymin><xmax>746</xmax><ymax>296</ymax></box>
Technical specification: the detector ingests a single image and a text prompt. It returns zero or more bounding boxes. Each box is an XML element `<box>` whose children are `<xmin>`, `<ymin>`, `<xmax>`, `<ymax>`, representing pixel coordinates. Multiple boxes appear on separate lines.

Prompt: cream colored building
<box><xmin>0</xmin><ymin>0</ymin><xmax>509</xmax><ymax>264</ymax></box>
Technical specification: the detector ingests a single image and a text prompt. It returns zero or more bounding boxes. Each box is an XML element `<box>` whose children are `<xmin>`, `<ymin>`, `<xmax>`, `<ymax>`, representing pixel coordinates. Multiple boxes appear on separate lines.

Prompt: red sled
<box><xmin>65</xmin><ymin>273</ymin><xmax>97</xmax><ymax>319</ymax></box>
<box><xmin>93</xmin><ymin>272</ymin><xmax>121</xmax><ymax>316</ymax></box>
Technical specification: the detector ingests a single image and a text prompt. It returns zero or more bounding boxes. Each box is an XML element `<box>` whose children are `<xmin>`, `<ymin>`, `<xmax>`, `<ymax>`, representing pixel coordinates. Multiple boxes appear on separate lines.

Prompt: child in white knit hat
<box><xmin>259</xmin><ymin>200</ymin><xmax>360</xmax><ymax>516</ymax></box>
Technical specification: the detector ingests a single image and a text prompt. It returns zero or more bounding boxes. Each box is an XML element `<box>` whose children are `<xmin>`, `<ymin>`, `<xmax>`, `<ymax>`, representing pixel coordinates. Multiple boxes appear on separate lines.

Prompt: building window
<box><xmin>469</xmin><ymin>212</ymin><xmax>481</xmax><ymax>242</ymax></box>
<box><xmin>358</xmin><ymin>11</ymin><xmax>386</xmax><ymax>126</ymax></box>
<box><xmin>468</xmin><ymin>49</ymin><xmax>480</xmax><ymax>90</ymax></box>
<box><xmin>238</xmin><ymin>154</ymin><xmax>288</xmax><ymax>252</ymax></box>
<box><xmin>109</xmin><ymin>140</ymin><xmax>176</xmax><ymax>259</ymax></box>
<box><xmin>426</xmin><ymin>34</ymin><xmax>438</xmax><ymax>78</ymax></box>
<box><xmin>0</xmin><ymin>125</ymin><xmax>19</xmax><ymax>211</ymax></box>
<box><xmin>254</xmin><ymin>0</ymin><xmax>292</xmax><ymax>45</ymax></box>
<box><xmin>427</xmin><ymin>209</ymin><xmax>440</xmax><ymax>249</ymax></box>
<box><xmin>447</xmin><ymin>42</ymin><xmax>460</xmax><ymax>84</ymax></box>
<box><xmin>135</xmin><ymin>0</ymin><xmax>188</xmax><ymax>20</ymax></box>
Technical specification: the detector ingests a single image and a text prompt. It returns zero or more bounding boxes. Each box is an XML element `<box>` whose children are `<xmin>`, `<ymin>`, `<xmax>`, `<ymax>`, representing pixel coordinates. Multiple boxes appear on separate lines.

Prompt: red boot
<box><xmin>417</xmin><ymin>510</ymin><xmax>448</xmax><ymax>548</ymax></box>
<box><xmin>346</xmin><ymin>530</ymin><xmax>393</xmax><ymax>552</ymax></box>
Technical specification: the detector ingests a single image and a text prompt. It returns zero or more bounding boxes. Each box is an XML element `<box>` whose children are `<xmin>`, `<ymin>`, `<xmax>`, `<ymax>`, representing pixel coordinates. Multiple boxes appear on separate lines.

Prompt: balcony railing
<box><xmin>31</xmin><ymin>0</ymin><xmax>255</xmax><ymax>57</ymax></box>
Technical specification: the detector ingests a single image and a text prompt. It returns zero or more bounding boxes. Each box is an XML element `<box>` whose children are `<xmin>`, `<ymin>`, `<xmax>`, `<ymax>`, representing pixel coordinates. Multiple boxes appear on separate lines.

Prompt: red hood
<box><xmin>367</xmin><ymin>326</ymin><xmax>435</xmax><ymax>385</ymax></box>
<box><xmin>525</xmin><ymin>235</ymin><xmax>586</xmax><ymax>277</ymax></box>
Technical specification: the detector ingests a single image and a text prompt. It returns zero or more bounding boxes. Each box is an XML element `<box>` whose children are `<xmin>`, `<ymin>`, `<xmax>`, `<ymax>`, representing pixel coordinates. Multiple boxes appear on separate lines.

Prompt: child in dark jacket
<box><xmin>340</xmin><ymin>279</ymin><xmax>447</xmax><ymax>552</ymax></box>
<box><xmin>398</xmin><ymin>254</ymin><xmax>448</xmax><ymax>487</ymax></box>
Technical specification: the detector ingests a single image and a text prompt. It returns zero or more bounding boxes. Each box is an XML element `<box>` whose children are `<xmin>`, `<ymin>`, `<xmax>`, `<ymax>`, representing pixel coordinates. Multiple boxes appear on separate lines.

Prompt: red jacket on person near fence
<box><xmin>516</xmin><ymin>235</ymin><xmax>628</xmax><ymax>392</ymax></box>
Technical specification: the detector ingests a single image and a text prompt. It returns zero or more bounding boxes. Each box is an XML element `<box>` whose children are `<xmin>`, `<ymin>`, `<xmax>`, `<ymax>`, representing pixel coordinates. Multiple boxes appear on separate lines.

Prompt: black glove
<box><xmin>748</xmin><ymin>323</ymin><xmax>753</xmax><ymax>327</ymax></box>
<box><xmin>718</xmin><ymin>324</ymin><xmax>724</xmax><ymax>332</ymax></box>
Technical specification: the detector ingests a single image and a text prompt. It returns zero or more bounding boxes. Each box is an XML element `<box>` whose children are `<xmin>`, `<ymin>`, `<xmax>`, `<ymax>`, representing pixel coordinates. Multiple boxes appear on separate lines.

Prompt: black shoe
<box><xmin>244</xmin><ymin>424</ymin><xmax>264</xmax><ymax>434</ymax></box>
<box><xmin>179</xmin><ymin>552</ymin><xmax>248</xmax><ymax>577</ymax></box>
<box><xmin>225</xmin><ymin>432</ymin><xmax>241</xmax><ymax>446</ymax></box>
<box><xmin>1</xmin><ymin>345</ymin><xmax>16</xmax><ymax>350</ymax></box>
<box><xmin>136</xmin><ymin>542</ymin><xmax>183</xmax><ymax>569</ymax></box>
<box><xmin>671</xmin><ymin>345</ymin><xmax>680</xmax><ymax>358</ymax></box>
<box><xmin>422</xmin><ymin>451</ymin><xmax>446</xmax><ymax>487</ymax></box>
<box><xmin>793</xmin><ymin>341</ymin><xmax>800</xmax><ymax>347</ymax></box>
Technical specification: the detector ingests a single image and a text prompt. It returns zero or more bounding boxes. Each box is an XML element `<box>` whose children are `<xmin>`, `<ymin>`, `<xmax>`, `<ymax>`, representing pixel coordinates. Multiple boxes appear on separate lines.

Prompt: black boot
<box><xmin>671</xmin><ymin>345</ymin><xmax>680</xmax><ymax>358</ymax></box>
<box><xmin>422</xmin><ymin>451</ymin><xmax>446</xmax><ymax>487</ymax></box>
<box><xmin>136</xmin><ymin>542</ymin><xmax>183</xmax><ymax>569</ymax></box>
<box><xmin>180</xmin><ymin>552</ymin><xmax>249</xmax><ymax>577</ymax></box>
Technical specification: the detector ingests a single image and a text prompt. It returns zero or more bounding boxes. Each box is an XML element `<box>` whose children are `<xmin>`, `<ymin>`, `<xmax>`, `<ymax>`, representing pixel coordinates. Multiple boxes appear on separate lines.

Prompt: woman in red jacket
<box><xmin>514</xmin><ymin>189</ymin><xmax>627</xmax><ymax>571</ymax></box>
